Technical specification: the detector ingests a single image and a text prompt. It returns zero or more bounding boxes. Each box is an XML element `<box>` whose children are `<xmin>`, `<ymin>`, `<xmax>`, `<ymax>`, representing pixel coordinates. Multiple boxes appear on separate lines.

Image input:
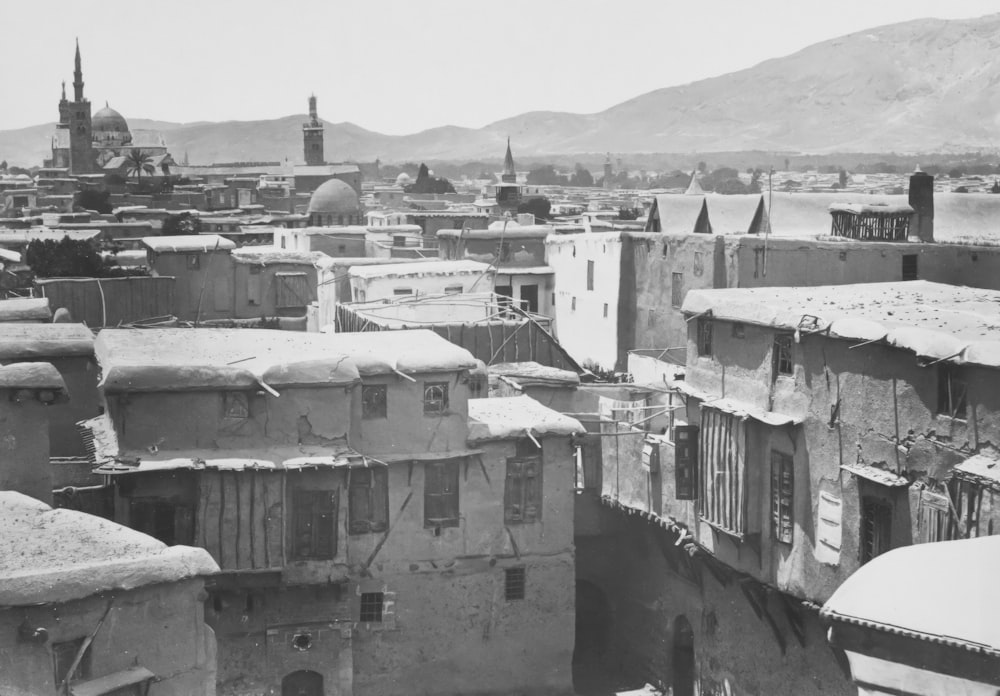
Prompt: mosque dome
<box><xmin>395</xmin><ymin>172</ymin><xmax>412</xmax><ymax>186</ymax></box>
<box><xmin>307</xmin><ymin>178</ymin><xmax>360</xmax><ymax>215</ymax></box>
<box><xmin>93</xmin><ymin>104</ymin><xmax>130</xmax><ymax>134</ymax></box>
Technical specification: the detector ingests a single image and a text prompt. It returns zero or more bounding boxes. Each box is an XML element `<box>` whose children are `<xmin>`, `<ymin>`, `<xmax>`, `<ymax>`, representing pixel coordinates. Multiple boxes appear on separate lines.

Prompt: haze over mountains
<box><xmin>4</xmin><ymin>13</ymin><xmax>1000</xmax><ymax>166</ymax></box>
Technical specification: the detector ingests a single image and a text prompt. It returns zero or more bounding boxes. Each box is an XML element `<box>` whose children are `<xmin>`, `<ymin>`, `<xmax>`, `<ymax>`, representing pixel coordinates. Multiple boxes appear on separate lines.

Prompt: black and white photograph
<box><xmin>1</xmin><ymin>2</ymin><xmax>998</xmax><ymax>695</ymax></box>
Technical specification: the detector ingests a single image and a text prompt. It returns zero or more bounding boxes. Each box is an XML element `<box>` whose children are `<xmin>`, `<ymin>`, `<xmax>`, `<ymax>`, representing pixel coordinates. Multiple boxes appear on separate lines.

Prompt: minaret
<box><xmin>303</xmin><ymin>94</ymin><xmax>325</xmax><ymax>166</ymax></box>
<box><xmin>603</xmin><ymin>153</ymin><xmax>613</xmax><ymax>189</ymax></box>
<box><xmin>66</xmin><ymin>39</ymin><xmax>96</xmax><ymax>174</ymax></box>
<box><xmin>501</xmin><ymin>137</ymin><xmax>516</xmax><ymax>183</ymax></box>
<box><xmin>58</xmin><ymin>81</ymin><xmax>69</xmax><ymax>126</ymax></box>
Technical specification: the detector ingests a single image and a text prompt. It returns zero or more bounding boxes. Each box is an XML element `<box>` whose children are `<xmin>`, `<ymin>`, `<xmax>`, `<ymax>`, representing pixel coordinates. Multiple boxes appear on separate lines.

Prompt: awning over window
<box><xmin>70</xmin><ymin>667</ymin><xmax>155</xmax><ymax>696</ymax></box>
<box><xmin>840</xmin><ymin>462</ymin><xmax>909</xmax><ymax>487</ymax></box>
<box><xmin>668</xmin><ymin>379</ymin><xmax>803</xmax><ymax>427</ymax></box>
<box><xmin>953</xmin><ymin>453</ymin><xmax>1000</xmax><ymax>488</ymax></box>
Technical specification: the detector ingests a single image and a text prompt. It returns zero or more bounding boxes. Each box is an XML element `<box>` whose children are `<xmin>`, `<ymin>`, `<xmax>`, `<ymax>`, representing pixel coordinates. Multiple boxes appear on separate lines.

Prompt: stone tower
<box><xmin>303</xmin><ymin>94</ymin><xmax>325</xmax><ymax>166</ymax></box>
<box><xmin>501</xmin><ymin>138</ymin><xmax>516</xmax><ymax>184</ymax></box>
<box><xmin>603</xmin><ymin>153</ymin><xmax>613</xmax><ymax>189</ymax></box>
<box><xmin>67</xmin><ymin>40</ymin><xmax>96</xmax><ymax>174</ymax></box>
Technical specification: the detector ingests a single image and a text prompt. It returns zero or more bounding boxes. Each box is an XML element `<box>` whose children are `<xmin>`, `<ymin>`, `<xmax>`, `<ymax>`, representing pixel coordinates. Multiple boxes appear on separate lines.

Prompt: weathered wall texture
<box><xmin>35</xmin><ymin>276</ymin><xmax>176</xmax><ymax>328</ymax></box>
<box><xmin>0</xmin><ymin>578</ymin><xmax>216</xmax><ymax>696</ymax></box>
<box><xmin>0</xmin><ymin>394</ymin><xmax>52</xmax><ymax>503</ymax></box>
<box><xmin>232</xmin><ymin>262</ymin><xmax>319</xmax><ymax>318</ymax></box>
<box><xmin>149</xmin><ymin>249</ymin><xmax>236</xmax><ymax>321</ymax></box>
<box><xmin>577</xmin><ymin>509</ymin><xmax>853</xmax><ymax>696</ymax></box>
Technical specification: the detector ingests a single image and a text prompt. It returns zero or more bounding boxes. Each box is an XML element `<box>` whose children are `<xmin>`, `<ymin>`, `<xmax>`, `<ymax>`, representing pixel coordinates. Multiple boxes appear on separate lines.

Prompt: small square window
<box><xmin>187</xmin><ymin>254</ymin><xmax>201</xmax><ymax>269</ymax></box>
<box><xmin>505</xmin><ymin>567</ymin><xmax>526</xmax><ymax>600</ymax></box>
<box><xmin>697</xmin><ymin>318</ymin><xmax>713</xmax><ymax>356</ymax></box>
<box><xmin>444</xmin><ymin>285</ymin><xmax>463</xmax><ymax>295</ymax></box>
<box><xmin>223</xmin><ymin>392</ymin><xmax>249</xmax><ymax>420</ymax></box>
<box><xmin>360</xmin><ymin>592</ymin><xmax>384</xmax><ymax>622</ymax></box>
<box><xmin>393</xmin><ymin>288</ymin><xmax>413</xmax><ymax>297</ymax></box>
<box><xmin>423</xmin><ymin>382</ymin><xmax>449</xmax><ymax>415</ymax></box>
<box><xmin>362</xmin><ymin>385</ymin><xmax>387</xmax><ymax>419</ymax></box>
<box><xmin>603</xmin><ymin>303</ymin><xmax>609</xmax><ymax>318</ymax></box>
<box><xmin>732</xmin><ymin>323</ymin><xmax>746</xmax><ymax>339</ymax></box>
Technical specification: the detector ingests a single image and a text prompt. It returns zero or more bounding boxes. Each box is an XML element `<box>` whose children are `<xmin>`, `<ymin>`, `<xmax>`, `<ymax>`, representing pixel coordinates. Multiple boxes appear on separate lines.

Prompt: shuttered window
<box><xmin>770</xmin><ymin>451</ymin><xmax>794</xmax><ymax>543</ymax></box>
<box><xmin>276</xmin><ymin>272</ymin><xmax>312</xmax><ymax>308</ymax></box>
<box><xmin>292</xmin><ymin>489</ymin><xmax>337</xmax><ymax>559</ymax></box>
<box><xmin>698</xmin><ymin>407</ymin><xmax>747</xmax><ymax>537</ymax></box>
<box><xmin>424</xmin><ymin>460</ymin><xmax>460</xmax><ymax>528</ymax></box>
<box><xmin>505</xmin><ymin>441</ymin><xmax>542</xmax><ymax>524</ymax></box>
<box><xmin>674</xmin><ymin>424</ymin><xmax>698</xmax><ymax>500</ymax></box>
<box><xmin>860</xmin><ymin>498</ymin><xmax>892</xmax><ymax>563</ymax></box>
<box><xmin>917</xmin><ymin>488</ymin><xmax>951</xmax><ymax>543</ymax></box>
<box><xmin>129</xmin><ymin>498</ymin><xmax>194</xmax><ymax>546</ymax></box>
<box><xmin>349</xmin><ymin>467</ymin><xmax>389</xmax><ymax>534</ymax></box>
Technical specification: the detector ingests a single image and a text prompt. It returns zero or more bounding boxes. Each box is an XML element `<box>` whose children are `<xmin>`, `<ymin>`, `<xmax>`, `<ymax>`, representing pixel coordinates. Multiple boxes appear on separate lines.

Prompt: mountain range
<box><xmin>3</xmin><ymin>13</ymin><xmax>1000</xmax><ymax>166</ymax></box>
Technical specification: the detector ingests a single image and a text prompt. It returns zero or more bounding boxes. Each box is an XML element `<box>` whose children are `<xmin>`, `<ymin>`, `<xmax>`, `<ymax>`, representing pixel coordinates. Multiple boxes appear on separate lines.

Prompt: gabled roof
<box><xmin>645</xmin><ymin>195</ymin><xmax>708</xmax><ymax>234</ymax></box>
<box><xmin>706</xmin><ymin>194</ymin><xmax>767</xmax><ymax>235</ymax></box>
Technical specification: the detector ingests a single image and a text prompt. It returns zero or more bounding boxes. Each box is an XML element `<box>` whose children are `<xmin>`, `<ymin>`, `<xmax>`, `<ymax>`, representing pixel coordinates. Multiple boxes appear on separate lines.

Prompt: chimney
<box><xmin>908</xmin><ymin>169</ymin><xmax>934</xmax><ymax>242</ymax></box>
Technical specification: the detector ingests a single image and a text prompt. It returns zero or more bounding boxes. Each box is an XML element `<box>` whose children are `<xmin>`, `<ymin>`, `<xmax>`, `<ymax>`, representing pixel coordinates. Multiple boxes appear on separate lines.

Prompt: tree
<box><xmin>517</xmin><ymin>197</ymin><xmax>551</xmax><ymax>221</ymax></box>
<box><xmin>126</xmin><ymin>149</ymin><xmax>155</xmax><ymax>187</ymax></box>
<box><xmin>526</xmin><ymin>164</ymin><xmax>567</xmax><ymax>185</ymax></box>
<box><xmin>697</xmin><ymin>161</ymin><xmax>708</xmax><ymax>174</ymax></box>
<box><xmin>75</xmin><ymin>189</ymin><xmax>113</xmax><ymax>214</ymax></box>
<box><xmin>617</xmin><ymin>207</ymin><xmax>640</xmax><ymax>220</ymax></box>
<box><xmin>569</xmin><ymin>164</ymin><xmax>594</xmax><ymax>187</ymax></box>
<box><xmin>0</xmin><ymin>160</ymin><xmax>6</xmax><ymax>172</ymax></box>
<box><xmin>25</xmin><ymin>237</ymin><xmax>107</xmax><ymax>278</ymax></box>
<box><xmin>404</xmin><ymin>162</ymin><xmax>456</xmax><ymax>194</ymax></box>
<box><xmin>162</xmin><ymin>212</ymin><xmax>203</xmax><ymax>236</ymax></box>
<box><xmin>948</xmin><ymin>168</ymin><xmax>964</xmax><ymax>179</ymax></box>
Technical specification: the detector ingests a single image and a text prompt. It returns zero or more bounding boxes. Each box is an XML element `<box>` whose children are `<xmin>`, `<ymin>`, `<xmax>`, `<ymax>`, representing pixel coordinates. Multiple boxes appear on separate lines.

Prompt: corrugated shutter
<box><xmin>276</xmin><ymin>272</ymin><xmax>312</xmax><ymax>308</ymax></box>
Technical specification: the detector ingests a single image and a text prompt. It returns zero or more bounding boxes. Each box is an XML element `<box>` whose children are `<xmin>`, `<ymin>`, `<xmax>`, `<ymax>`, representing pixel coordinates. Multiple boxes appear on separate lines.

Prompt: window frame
<box><xmin>423</xmin><ymin>382</ymin><xmax>449</xmax><ymax>416</ymax></box>
<box><xmin>424</xmin><ymin>459</ymin><xmax>460</xmax><ymax>528</ymax></box>
<box><xmin>361</xmin><ymin>384</ymin><xmax>388</xmax><ymax>420</ymax></box>
<box><xmin>504</xmin><ymin>440</ymin><xmax>543</xmax><ymax>524</ymax></box>
<box><xmin>937</xmin><ymin>365</ymin><xmax>968</xmax><ymax>421</ymax></box>
<box><xmin>770</xmin><ymin>450</ymin><xmax>794</xmax><ymax>544</ymax></box>
<box><xmin>696</xmin><ymin>318</ymin><xmax>713</xmax><ymax>357</ymax></box>
<box><xmin>222</xmin><ymin>391</ymin><xmax>249</xmax><ymax>421</ymax></box>
<box><xmin>773</xmin><ymin>334</ymin><xmax>794</xmax><ymax>377</ymax></box>
<box><xmin>860</xmin><ymin>496</ymin><xmax>892</xmax><ymax>564</ymax></box>
<box><xmin>504</xmin><ymin>566</ymin><xmax>526</xmax><ymax>601</ymax></box>
<box><xmin>360</xmin><ymin>592</ymin><xmax>384</xmax><ymax>622</ymax></box>
<box><xmin>348</xmin><ymin>467</ymin><xmax>389</xmax><ymax>535</ymax></box>
<box><xmin>129</xmin><ymin>497</ymin><xmax>194</xmax><ymax>546</ymax></box>
<box><xmin>291</xmin><ymin>489</ymin><xmax>338</xmax><ymax>560</ymax></box>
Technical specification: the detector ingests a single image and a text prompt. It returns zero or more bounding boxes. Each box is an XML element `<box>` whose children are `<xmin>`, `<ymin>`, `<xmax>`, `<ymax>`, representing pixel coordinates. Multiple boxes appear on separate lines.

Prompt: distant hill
<box><xmin>5</xmin><ymin>13</ymin><xmax>1000</xmax><ymax>166</ymax></box>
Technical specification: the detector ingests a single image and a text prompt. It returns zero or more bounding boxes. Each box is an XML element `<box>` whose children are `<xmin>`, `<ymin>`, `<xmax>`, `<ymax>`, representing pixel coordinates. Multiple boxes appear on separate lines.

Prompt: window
<box><xmin>698</xmin><ymin>408</ymin><xmax>747</xmax><ymax>537</ymax></box>
<box><xmin>773</xmin><ymin>334</ymin><xmax>793</xmax><ymax>376</ymax></box>
<box><xmin>587</xmin><ymin>260</ymin><xmax>595</xmax><ymax>290</ymax></box>
<box><xmin>505</xmin><ymin>567</ymin><xmax>526</xmax><ymax>600</ymax></box>
<box><xmin>292</xmin><ymin>489</ymin><xmax>337</xmax><ymax>559</ymax></box>
<box><xmin>393</xmin><ymin>287</ymin><xmax>413</xmax><ymax>297</ymax></box>
<box><xmin>648</xmin><ymin>308</ymin><xmax>655</xmax><ymax>328</ymax></box>
<box><xmin>276</xmin><ymin>272</ymin><xmax>312</xmax><ymax>308</ymax></box>
<box><xmin>53</xmin><ymin>638</ymin><xmax>91</xmax><ymax>686</ymax></box>
<box><xmin>505</xmin><ymin>439</ymin><xmax>542</xmax><ymax>523</ymax></box>
<box><xmin>571</xmin><ymin>296</ymin><xmax>577</xmax><ymax>311</ymax></box>
<box><xmin>771</xmin><ymin>451</ymin><xmax>794</xmax><ymax>543</ymax></box>
<box><xmin>902</xmin><ymin>254</ymin><xmax>918</xmax><ymax>281</ymax></box>
<box><xmin>222</xmin><ymin>392</ymin><xmax>249</xmax><ymax>420</ymax></box>
<box><xmin>187</xmin><ymin>254</ymin><xmax>201</xmax><ymax>270</ymax></box>
<box><xmin>860</xmin><ymin>498</ymin><xmax>892</xmax><ymax>563</ymax></box>
<box><xmin>360</xmin><ymin>592</ymin><xmax>384</xmax><ymax>622</ymax></box>
<box><xmin>674</xmin><ymin>424</ymin><xmax>698</xmax><ymax>500</ymax></box>
<box><xmin>697</xmin><ymin>318</ymin><xmax>713</xmax><ymax>357</ymax></box>
<box><xmin>603</xmin><ymin>303</ymin><xmax>609</xmax><ymax>318</ymax></box>
<box><xmin>424</xmin><ymin>459</ymin><xmax>460</xmax><ymax>528</ymax></box>
<box><xmin>671</xmin><ymin>272</ymin><xmax>684</xmax><ymax>308</ymax></box>
<box><xmin>444</xmin><ymin>285</ymin><xmax>463</xmax><ymax>295</ymax></box>
<box><xmin>349</xmin><ymin>468</ymin><xmax>388</xmax><ymax>534</ymax></box>
<box><xmin>917</xmin><ymin>488</ymin><xmax>952</xmax><ymax>543</ymax></box>
<box><xmin>129</xmin><ymin>498</ymin><xmax>194</xmax><ymax>546</ymax></box>
<box><xmin>362</xmin><ymin>385</ymin><xmax>387</xmax><ymax>419</ymax></box>
<box><xmin>732</xmin><ymin>322</ymin><xmax>746</xmax><ymax>339</ymax></box>
<box><xmin>937</xmin><ymin>365</ymin><xmax>968</xmax><ymax>420</ymax></box>
<box><xmin>423</xmin><ymin>382</ymin><xmax>449</xmax><ymax>415</ymax></box>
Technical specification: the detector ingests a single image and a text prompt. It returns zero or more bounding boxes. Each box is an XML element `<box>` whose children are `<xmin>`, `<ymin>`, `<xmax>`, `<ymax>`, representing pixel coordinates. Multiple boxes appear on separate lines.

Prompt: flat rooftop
<box><xmin>0</xmin><ymin>297</ymin><xmax>50</xmax><ymax>322</ymax></box>
<box><xmin>683</xmin><ymin>280</ymin><xmax>1000</xmax><ymax>367</ymax></box>
<box><xmin>0</xmin><ymin>323</ymin><xmax>94</xmax><ymax>359</ymax></box>
<box><xmin>468</xmin><ymin>395</ymin><xmax>583</xmax><ymax>442</ymax></box>
<box><xmin>349</xmin><ymin>259</ymin><xmax>491</xmax><ymax>280</ymax></box>
<box><xmin>142</xmin><ymin>235</ymin><xmax>236</xmax><ymax>252</ymax></box>
<box><xmin>0</xmin><ymin>491</ymin><xmax>218</xmax><ymax>606</ymax></box>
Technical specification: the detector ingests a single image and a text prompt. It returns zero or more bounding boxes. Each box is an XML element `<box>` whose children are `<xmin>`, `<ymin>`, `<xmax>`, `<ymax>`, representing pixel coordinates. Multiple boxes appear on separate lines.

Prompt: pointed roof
<box><xmin>503</xmin><ymin>138</ymin><xmax>515</xmax><ymax>175</ymax></box>
<box><xmin>685</xmin><ymin>170</ymin><xmax>705</xmax><ymax>195</ymax></box>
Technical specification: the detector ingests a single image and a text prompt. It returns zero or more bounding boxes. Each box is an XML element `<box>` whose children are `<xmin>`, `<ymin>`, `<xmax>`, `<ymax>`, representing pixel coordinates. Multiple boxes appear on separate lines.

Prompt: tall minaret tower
<box><xmin>303</xmin><ymin>94</ymin><xmax>325</xmax><ymax>166</ymax></box>
<box><xmin>67</xmin><ymin>39</ymin><xmax>96</xmax><ymax>174</ymax></box>
<box><xmin>501</xmin><ymin>137</ymin><xmax>516</xmax><ymax>184</ymax></box>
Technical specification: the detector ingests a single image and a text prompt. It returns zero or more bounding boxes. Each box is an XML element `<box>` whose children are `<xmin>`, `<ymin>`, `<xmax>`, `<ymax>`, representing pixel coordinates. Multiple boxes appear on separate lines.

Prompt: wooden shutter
<box><xmin>917</xmin><ymin>488</ymin><xmax>951</xmax><ymax>543</ymax></box>
<box><xmin>293</xmin><ymin>489</ymin><xmax>337</xmax><ymax>558</ymax></box>
<box><xmin>505</xmin><ymin>456</ymin><xmax>542</xmax><ymax>523</ymax></box>
<box><xmin>425</xmin><ymin>461</ymin><xmax>459</xmax><ymax>528</ymax></box>
<box><xmin>698</xmin><ymin>408</ymin><xmax>747</xmax><ymax>537</ymax></box>
<box><xmin>371</xmin><ymin>467</ymin><xmax>389</xmax><ymax>532</ymax></box>
<box><xmin>770</xmin><ymin>451</ymin><xmax>793</xmax><ymax>543</ymax></box>
<box><xmin>674</xmin><ymin>425</ymin><xmax>698</xmax><ymax>500</ymax></box>
<box><xmin>349</xmin><ymin>468</ymin><xmax>389</xmax><ymax>534</ymax></box>
<box><xmin>276</xmin><ymin>272</ymin><xmax>312</xmax><ymax>308</ymax></box>
<box><xmin>505</xmin><ymin>459</ymin><xmax>525</xmax><ymax>522</ymax></box>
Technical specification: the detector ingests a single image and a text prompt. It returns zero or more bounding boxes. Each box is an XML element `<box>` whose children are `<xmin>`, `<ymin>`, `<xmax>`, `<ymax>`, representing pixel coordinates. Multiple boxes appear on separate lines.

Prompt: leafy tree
<box><xmin>162</xmin><ymin>212</ymin><xmax>203</xmax><ymax>236</ymax></box>
<box><xmin>697</xmin><ymin>161</ymin><xmax>708</xmax><ymax>174</ymax></box>
<box><xmin>75</xmin><ymin>189</ymin><xmax>113</xmax><ymax>214</ymax></box>
<box><xmin>26</xmin><ymin>237</ymin><xmax>107</xmax><ymax>278</ymax></box>
<box><xmin>948</xmin><ymin>168</ymin><xmax>964</xmax><ymax>179</ymax></box>
<box><xmin>126</xmin><ymin>149</ymin><xmax>155</xmax><ymax>187</ymax></box>
<box><xmin>517</xmin><ymin>197</ymin><xmax>551</xmax><ymax>221</ymax></box>
<box><xmin>526</xmin><ymin>164</ymin><xmax>567</xmax><ymax>186</ymax></box>
<box><xmin>617</xmin><ymin>207</ymin><xmax>640</xmax><ymax>220</ymax></box>
<box><xmin>8</xmin><ymin>166</ymin><xmax>32</xmax><ymax>177</ymax></box>
<box><xmin>714</xmin><ymin>178</ymin><xmax>750</xmax><ymax>195</ymax></box>
<box><xmin>569</xmin><ymin>164</ymin><xmax>594</xmax><ymax>187</ymax></box>
<box><xmin>0</xmin><ymin>160</ymin><xmax>6</xmax><ymax>172</ymax></box>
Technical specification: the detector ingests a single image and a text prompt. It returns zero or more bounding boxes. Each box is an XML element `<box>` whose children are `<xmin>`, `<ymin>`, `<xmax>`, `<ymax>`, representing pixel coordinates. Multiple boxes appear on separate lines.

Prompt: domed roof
<box><xmin>395</xmin><ymin>172</ymin><xmax>412</xmax><ymax>185</ymax></box>
<box><xmin>92</xmin><ymin>103</ymin><xmax>130</xmax><ymax>134</ymax></box>
<box><xmin>307</xmin><ymin>178</ymin><xmax>360</xmax><ymax>215</ymax></box>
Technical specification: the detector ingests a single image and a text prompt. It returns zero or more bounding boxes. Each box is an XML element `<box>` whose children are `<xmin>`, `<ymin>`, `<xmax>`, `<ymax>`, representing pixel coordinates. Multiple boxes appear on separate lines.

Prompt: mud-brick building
<box><xmin>0</xmin><ymin>491</ymin><xmax>219</xmax><ymax>696</ymax></box>
<box><xmin>0</xmin><ymin>323</ymin><xmax>97</xmax><ymax>458</ymax></box>
<box><xmin>86</xmin><ymin>328</ymin><xmax>581</xmax><ymax>696</ymax></box>
<box><xmin>585</xmin><ymin>280</ymin><xmax>1000</xmax><ymax>695</ymax></box>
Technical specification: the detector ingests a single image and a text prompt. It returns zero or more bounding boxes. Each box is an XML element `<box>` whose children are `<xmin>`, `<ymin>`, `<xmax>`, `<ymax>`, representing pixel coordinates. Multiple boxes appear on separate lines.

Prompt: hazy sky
<box><xmin>3</xmin><ymin>0</ymin><xmax>998</xmax><ymax>133</ymax></box>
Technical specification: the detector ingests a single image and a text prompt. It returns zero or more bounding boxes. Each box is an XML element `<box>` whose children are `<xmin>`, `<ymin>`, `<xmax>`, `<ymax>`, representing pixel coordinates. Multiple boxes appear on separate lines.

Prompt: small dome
<box><xmin>395</xmin><ymin>172</ymin><xmax>412</xmax><ymax>186</ymax></box>
<box><xmin>307</xmin><ymin>178</ymin><xmax>360</xmax><ymax>215</ymax></box>
<box><xmin>92</xmin><ymin>103</ymin><xmax>130</xmax><ymax>134</ymax></box>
